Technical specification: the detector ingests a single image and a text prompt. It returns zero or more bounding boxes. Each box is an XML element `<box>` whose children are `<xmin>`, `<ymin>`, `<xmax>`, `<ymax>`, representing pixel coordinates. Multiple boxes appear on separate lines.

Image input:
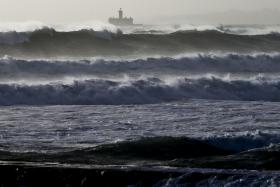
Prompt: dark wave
<box><xmin>1</xmin><ymin>54</ymin><xmax>280</xmax><ymax>80</ymax></box>
<box><xmin>1</xmin><ymin>136</ymin><xmax>280</xmax><ymax>171</ymax></box>
<box><xmin>0</xmin><ymin>137</ymin><xmax>231</xmax><ymax>164</ymax></box>
<box><xmin>0</xmin><ymin>137</ymin><xmax>241</xmax><ymax>163</ymax></box>
<box><xmin>176</xmin><ymin>144</ymin><xmax>280</xmax><ymax>171</ymax></box>
<box><xmin>1</xmin><ymin>77</ymin><xmax>280</xmax><ymax>105</ymax></box>
<box><xmin>0</xmin><ymin>28</ymin><xmax>280</xmax><ymax>58</ymax></box>
<box><xmin>81</xmin><ymin>137</ymin><xmax>232</xmax><ymax>160</ymax></box>
<box><xmin>206</xmin><ymin>131</ymin><xmax>280</xmax><ymax>152</ymax></box>
<box><xmin>69</xmin><ymin>134</ymin><xmax>280</xmax><ymax>161</ymax></box>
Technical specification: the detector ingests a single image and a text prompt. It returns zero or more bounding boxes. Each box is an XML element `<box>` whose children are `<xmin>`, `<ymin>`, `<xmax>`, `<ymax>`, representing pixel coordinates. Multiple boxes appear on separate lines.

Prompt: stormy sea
<box><xmin>1</xmin><ymin>23</ymin><xmax>280</xmax><ymax>186</ymax></box>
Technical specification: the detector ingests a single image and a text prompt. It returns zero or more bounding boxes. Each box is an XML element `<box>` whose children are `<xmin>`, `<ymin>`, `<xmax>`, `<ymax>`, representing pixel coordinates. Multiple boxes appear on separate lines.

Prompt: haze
<box><xmin>1</xmin><ymin>0</ymin><xmax>280</xmax><ymax>24</ymax></box>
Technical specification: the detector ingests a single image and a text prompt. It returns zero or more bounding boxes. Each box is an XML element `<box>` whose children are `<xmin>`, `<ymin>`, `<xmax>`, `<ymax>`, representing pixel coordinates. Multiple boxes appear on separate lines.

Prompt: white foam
<box><xmin>206</xmin><ymin>130</ymin><xmax>280</xmax><ymax>152</ymax></box>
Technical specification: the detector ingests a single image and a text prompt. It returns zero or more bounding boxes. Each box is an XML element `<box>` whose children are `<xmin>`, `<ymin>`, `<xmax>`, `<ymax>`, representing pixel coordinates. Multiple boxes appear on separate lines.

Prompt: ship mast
<box><xmin>119</xmin><ymin>8</ymin><xmax>123</xmax><ymax>19</ymax></box>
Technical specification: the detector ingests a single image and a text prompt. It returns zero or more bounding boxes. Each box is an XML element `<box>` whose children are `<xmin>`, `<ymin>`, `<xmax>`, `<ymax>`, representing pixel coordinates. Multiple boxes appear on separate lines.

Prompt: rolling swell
<box><xmin>1</xmin><ymin>54</ymin><xmax>280</xmax><ymax>80</ymax></box>
<box><xmin>66</xmin><ymin>137</ymin><xmax>232</xmax><ymax>161</ymax></box>
<box><xmin>1</xmin><ymin>77</ymin><xmax>280</xmax><ymax>105</ymax></box>
<box><xmin>0</xmin><ymin>137</ymin><xmax>232</xmax><ymax>164</ymax></box>
<box><xmin>0</xmin><ymin>137</ymin><xmax>244</xmax><ymax>163</ymax></box>
<box><xmin>1</xmin><ymin>136</ymin><xmax>280</xmax><ymax>171</ymax></box>
<box><xmin>0</xmin><ymin>28</ymin><xmax>280</xmax><ymax>57</ymax></box>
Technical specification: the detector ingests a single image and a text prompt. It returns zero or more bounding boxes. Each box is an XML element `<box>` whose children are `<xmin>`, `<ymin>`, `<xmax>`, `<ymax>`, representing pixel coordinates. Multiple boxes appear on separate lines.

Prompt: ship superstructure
<box><xmin>108</xmin><ymin>9</ymin><xmax>135</xmax><ymax>26</ymax></box>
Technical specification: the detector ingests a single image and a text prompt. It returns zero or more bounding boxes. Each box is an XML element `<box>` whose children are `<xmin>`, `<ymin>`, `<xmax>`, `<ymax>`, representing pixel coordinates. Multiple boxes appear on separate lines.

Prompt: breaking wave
<box><xmin>0</xmin><ymin>28</ymin><xmax>279</xmax><ymax>57</ymax></box>
<box><xmin>1</xmin><ymin>77</ymin><xmax>280</xmax><ymax>105</ymax></box>
<box><xmin>1</xmin><ymin>22</ymin><xmax>280</xmax><ymax>35</ymax></box>
<box><xmin>1</xmin><ymin>53</ymin><xmax>280</xmax><ymax>80</ymax></box>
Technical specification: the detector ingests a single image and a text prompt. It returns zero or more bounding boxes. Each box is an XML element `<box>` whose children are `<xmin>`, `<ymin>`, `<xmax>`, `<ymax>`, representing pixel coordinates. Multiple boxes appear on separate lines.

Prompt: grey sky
<box><xmin>1</xmin><ymin>0</ymin><xmax>280</xmax><ymax>24</ymax></box>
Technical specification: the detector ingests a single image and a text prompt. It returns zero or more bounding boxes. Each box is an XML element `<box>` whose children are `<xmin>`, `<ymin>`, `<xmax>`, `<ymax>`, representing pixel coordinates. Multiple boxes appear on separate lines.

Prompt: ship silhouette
<box><xmin>109</xmin><ymin>9</ymin><xmax>142</xmax><ymax>26</ymax></box>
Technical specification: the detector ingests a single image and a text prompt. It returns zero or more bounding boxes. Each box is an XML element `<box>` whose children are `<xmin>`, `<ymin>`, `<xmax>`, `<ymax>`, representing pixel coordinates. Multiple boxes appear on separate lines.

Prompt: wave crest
<box><xmin>0</xmin><ymin>54</ymin><xmax>280</xmax><ymax>80</ymax></box>
<box><xmin>1</xmin><ymin>77</ymin><xmax>280</xmax><ymax>105</ymax></box>
<box><xmin>0</xmin><ymin>28</ymin><xmax>279</xmax><ymax>57</ymax></box>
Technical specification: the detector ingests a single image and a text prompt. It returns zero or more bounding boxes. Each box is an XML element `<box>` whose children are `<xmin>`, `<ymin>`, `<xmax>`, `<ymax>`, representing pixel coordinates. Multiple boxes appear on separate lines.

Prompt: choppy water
<box><xmin>0</xmin><ymin>100</ymin><xmax>279</xmax><ymax>153</ymax></box>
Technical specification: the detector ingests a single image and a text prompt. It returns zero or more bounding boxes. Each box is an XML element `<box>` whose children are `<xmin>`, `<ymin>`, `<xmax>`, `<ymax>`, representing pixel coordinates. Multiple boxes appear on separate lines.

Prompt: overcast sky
<box><xmin>1</xmin><ymin>0</ymin><xmax>280</xmax><ymax>24</ymax></box>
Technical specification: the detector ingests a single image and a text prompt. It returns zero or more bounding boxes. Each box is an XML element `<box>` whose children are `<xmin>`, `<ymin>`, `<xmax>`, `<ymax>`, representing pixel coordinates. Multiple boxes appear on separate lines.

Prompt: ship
<box><xmin>108</xmin><ymin>9</ymin><xmax>142</xmax><ymax>26</ymax></box>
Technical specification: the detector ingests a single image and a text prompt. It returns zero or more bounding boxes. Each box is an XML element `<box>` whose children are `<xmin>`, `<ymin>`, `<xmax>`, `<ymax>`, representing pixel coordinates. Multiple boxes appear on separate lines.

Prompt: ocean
<box><xmin>0</xmin><ymin>23</ymin><xmax>280</xmax><ymax>186</ymax></box>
